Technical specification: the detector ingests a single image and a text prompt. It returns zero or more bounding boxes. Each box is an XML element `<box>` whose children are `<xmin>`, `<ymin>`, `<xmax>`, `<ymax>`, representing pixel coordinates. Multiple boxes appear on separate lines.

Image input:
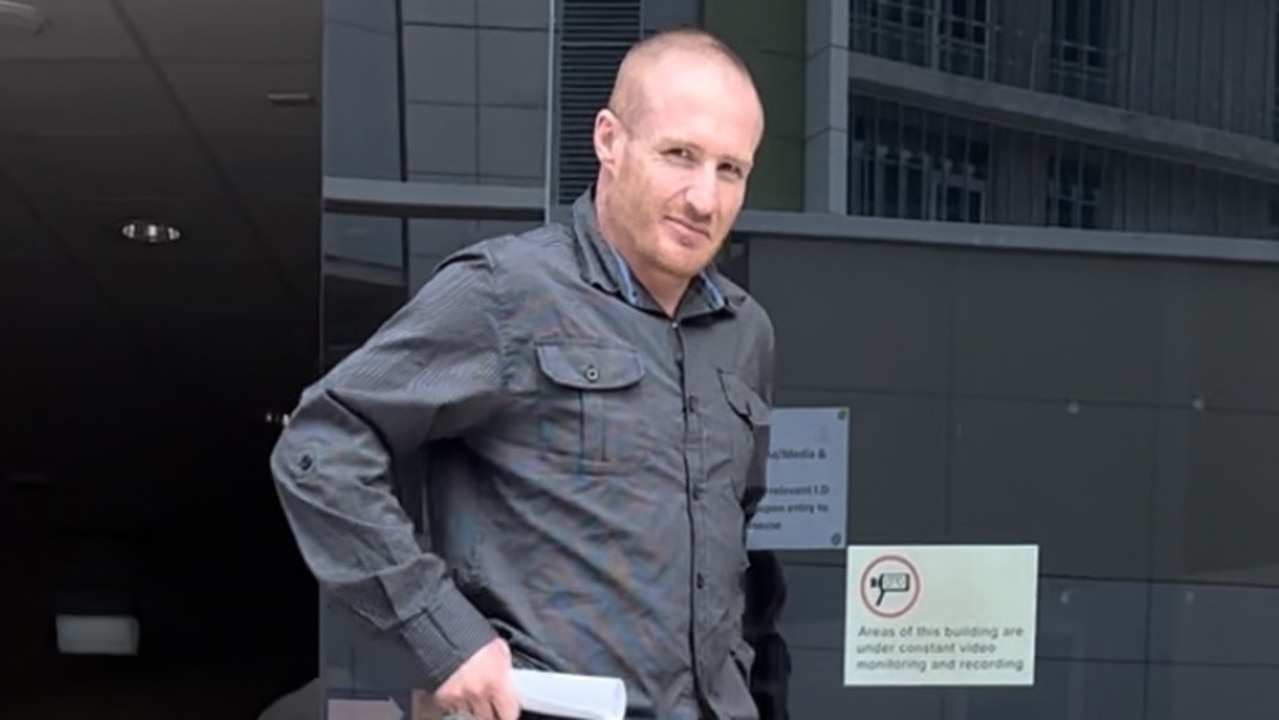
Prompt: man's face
<box><xmin>597</xmin><ymin>53</ymin><xmax>763</xmax><ymax>283</ymax></box>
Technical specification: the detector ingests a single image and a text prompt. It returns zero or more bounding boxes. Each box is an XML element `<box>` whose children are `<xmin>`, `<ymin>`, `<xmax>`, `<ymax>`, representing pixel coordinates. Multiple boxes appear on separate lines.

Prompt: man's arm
<box><xmin>270</xmin><ymin>248</ymin><xmax>508</xmax><ymax>690</ymax></box>
<box><xmin>742</xmin><ymin>319</ymin><xmax>775</xmax><ymax>526</ymax></box>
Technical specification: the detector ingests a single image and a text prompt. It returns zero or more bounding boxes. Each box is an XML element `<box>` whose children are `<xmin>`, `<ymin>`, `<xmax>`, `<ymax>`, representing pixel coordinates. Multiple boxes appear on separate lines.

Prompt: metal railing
<box><xmin>850</xmin><ymin>2</ymin><xmax>1118</xmax><ymax>106</ymax></box>
<box><xmin>848</xmin><ymin>0</ymin><xmax>1279</xmax><ymax>142</ymax></box>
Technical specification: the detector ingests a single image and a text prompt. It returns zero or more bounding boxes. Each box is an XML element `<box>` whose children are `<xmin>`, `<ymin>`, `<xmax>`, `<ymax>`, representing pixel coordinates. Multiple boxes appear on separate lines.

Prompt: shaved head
<box><xmin>607</xmin><ymin>27</ymin><xmax>762</xmax><ymax>132</ymax></box>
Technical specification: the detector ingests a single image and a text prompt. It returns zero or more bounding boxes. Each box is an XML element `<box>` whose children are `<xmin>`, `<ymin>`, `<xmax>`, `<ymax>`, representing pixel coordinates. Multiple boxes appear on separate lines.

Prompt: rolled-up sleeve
<box><xmin>270</xmin><ymin>248</ymin><xmax>508</xmax><ymax>690</ymax></box>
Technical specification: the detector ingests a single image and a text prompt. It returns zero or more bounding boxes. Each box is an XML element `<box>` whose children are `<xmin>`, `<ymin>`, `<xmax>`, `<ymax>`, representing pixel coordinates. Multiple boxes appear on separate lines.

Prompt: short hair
<box><xmin>627</xmin><ymin>25</ymin><xmax>753</xmax><ymax>78</ymax></box>
<box><xmin>607</xmin><ymin>26</ymin><xmax>758</xmax><ymax>125</ymax></box>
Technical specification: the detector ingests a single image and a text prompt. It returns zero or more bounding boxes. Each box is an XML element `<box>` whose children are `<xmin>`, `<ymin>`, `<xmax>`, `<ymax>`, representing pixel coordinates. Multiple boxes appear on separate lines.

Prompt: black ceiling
<box><xmin>0</xmin><ymin>0</ymin><xmax>321</xmax><ymax>510</ymax></box>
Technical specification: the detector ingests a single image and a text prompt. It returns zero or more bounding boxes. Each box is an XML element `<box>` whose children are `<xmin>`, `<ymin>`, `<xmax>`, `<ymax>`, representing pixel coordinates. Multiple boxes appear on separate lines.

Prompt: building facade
<box><xmin>320</xmin><ymin>1</ymin><xmax>1279</xmax><ymax>719</ymax></box>
<box><xmin>817</xmin><ymin>0</ymin><xmax>1279</xmax><ymax>236</ymax></box>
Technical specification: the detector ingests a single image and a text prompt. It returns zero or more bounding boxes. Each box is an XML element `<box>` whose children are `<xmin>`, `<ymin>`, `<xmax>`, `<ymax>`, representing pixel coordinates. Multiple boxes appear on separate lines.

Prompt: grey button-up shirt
<box><xmin>271</xmin><ymin>190</ymin><xmax>775</xmax><ymax>720</ymax></box>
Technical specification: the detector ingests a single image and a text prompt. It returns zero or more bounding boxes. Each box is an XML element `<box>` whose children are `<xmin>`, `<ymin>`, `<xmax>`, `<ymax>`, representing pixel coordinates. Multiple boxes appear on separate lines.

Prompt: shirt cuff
<box><xmin>401</xmin><ymin>587</ymin><xmax>499</xmax><ymax>690</ymax></box>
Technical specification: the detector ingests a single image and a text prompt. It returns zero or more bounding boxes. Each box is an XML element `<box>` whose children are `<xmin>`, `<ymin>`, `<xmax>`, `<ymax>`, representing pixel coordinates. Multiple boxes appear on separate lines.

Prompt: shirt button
<box><xmin>691</xmin><ymin>486</ymin><xmax>702</xmax><ymax>501</ymax></box>
<box><xmin>696</xmin><ymin>573</ymin><xmax>706</xmax><ymax>590</ymax></box>
<box><xmin>583</xmin><ymin>364</ymin><xmax>600</xmax><ymax>382</ymax></box>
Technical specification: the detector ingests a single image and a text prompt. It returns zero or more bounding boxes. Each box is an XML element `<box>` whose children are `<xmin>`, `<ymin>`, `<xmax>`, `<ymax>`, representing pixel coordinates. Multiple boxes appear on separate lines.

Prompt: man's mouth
<box><xmin>665</xmin><ymin>217</ymin><xmax>710</xmax><ymax>239</ymax></box>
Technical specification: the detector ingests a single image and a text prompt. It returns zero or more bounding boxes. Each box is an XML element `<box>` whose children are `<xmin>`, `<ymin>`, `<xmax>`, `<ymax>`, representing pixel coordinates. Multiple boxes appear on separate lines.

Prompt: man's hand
<box><xmin>432</xmin><ymin>638</ymin><xmax>521</xmax><ymax>720</ymax></box>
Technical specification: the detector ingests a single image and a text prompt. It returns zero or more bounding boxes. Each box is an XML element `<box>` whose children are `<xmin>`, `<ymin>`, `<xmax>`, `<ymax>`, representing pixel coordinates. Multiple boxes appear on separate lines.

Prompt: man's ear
<box><xmin>593</xmin><ymin>108</ymin><xmax>622</xmax><ymax>169</ymax></box>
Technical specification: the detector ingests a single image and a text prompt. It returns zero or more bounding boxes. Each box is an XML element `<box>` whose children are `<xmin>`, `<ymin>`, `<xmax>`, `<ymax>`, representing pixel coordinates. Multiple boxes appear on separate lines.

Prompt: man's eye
<box><xmin>666</xmin><ymin>148</ymin><xmax>694</xmax><ymax>161</ymax></box>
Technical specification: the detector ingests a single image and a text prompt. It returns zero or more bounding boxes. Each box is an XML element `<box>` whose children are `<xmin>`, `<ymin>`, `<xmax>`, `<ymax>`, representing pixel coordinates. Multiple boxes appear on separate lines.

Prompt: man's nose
<box><xmin>684</xmin><ymin>167</ymin><xmax>718</xmax><ymax>218</ymax></box>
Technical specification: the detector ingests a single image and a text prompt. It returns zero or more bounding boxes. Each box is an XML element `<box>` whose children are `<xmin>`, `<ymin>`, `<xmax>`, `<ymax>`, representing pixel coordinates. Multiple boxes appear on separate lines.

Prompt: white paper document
<box><xmin>510</xmin><ymin>669</ymin><xmax>627</xmax><ymax>720</ymax></box>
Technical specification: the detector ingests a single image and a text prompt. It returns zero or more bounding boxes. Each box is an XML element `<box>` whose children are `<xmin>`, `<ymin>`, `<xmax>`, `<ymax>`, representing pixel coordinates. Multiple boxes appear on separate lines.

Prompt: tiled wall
<box><xmin>746</xmin><ymin>234</ymin><xmax>1279</xmax><ymax>719</ymax></box>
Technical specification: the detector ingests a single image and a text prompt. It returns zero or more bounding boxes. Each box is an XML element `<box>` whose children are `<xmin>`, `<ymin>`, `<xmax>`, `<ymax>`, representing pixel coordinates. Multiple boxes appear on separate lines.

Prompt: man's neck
<box><xmin>607</xmin><ymin>236</ymin><xmax>688</xmax><ymax>316</ymax></box>
<box><xmin>627</xmin><ymin>264</ymin><xmax>689</xmax><ymax>318</ymax></box>
<box><xmin>594</xmin><ymin>205</ymin><xmax>689</xmax><ymax>316</ymax></box>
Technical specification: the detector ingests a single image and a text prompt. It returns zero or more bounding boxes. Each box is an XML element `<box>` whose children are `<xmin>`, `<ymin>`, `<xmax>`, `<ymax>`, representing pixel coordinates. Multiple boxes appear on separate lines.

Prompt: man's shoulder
<box><xmin>443</xmin><ymin>221</ymin><xmax>578</xmax><ymax>281</ymax></box>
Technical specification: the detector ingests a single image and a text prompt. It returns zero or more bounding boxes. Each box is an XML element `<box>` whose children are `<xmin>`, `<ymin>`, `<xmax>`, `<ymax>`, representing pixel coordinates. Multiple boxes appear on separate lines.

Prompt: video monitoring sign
<box><xmin>843</xmin><ymin>545</ymin><xmax>1040</xmax><ymax>687</ymax></box>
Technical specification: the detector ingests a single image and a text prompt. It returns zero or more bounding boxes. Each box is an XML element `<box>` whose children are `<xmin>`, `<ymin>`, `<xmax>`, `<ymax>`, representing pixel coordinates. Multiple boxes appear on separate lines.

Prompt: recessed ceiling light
<box><xmin>0</xmin><ymin>1</ymin><xmax>50</xmax><ymax>37</ymax></box>
<box><xmin>120</xmin><ymin>220</ymin><xmax>181</xmax><ymax>245</ymax></box>
<box><xmin>267</xmin><ymin>92</ymin><xmax>316</xmax><ymax>107</ymax></box>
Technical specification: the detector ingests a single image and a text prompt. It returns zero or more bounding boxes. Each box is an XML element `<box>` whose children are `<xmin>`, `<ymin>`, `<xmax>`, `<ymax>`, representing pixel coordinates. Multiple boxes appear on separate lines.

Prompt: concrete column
<box><xmin>804</xmin><ymin>0</ymin><xmax>849</xmax><ymax>213</ymax></box>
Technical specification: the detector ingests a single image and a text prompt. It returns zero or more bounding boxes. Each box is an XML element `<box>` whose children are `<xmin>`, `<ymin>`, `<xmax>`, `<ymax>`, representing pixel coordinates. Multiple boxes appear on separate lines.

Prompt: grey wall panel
<box><xmin>951</xmin><ymin>250</ymin><xmax>1162</xmax><ymax>404</ymax></box>
<box><xmin>786</xmin><ymin>647</ymin><xmax>946</xmax><ymax>720</ymax></box>
<box><xmin>322</xmin><ymin>19</ymin><xmax>401</xmax><ymax>179</ymax></box>
<box><xmin>1148</xmin><ymin>581</ymin><xmax>1279</xmax><ymax>666</ymax></box>
<box><xmin>477</xmin><ymin>28</ymin><xmax>548</xmax><ymax>107</ymax></box>
<box><xmin>403</xmin><ymin>25</ymin><xmax>478</xmax><ymax>104</ymax></box>
<box><xmin>774</xmin><ymin>563</ymin><xmax>843</xmax><ymax>652</ymax></box>
<box><xmin>328</xmin><ymin>0</ymin><xmax>397</xmax><ymax>31</ymax></box>
<box><xmin>749</xmin><ymin>238</ymin><xmax>953</xmax><ymax>394</ymax></box>
<box><xmin>477</xmin><ymin>0</ymin><xmax>550</xmax><ymax>29</ymax></box>
<box><xmin>778</xmin><ymin>389</ymin><xmax>950</xmax><ymax>546</ymax></box>
<box><xmin>1155</xmin><ymin>411</ymin><xmax>1279</xmax><ymax>584</ymax></box>
<box><xmin>957</xmin><ymin>661</ymin><xmax>1147</xmax><ymax>720</ymax></box>
<box><xmin>325</xmin><ymin>214</ymin><xmax>404</xmax><ymax>269</ymax></box>
<box><xmin>404</xmin><ymin>103</ymin><xmax>478</xmax><ymax>177</ymax></box>
<box><xmin>948</xmin><ymin>398</ymin><xmax>1156</xmax><ymax>578</ymax></box>
<box><xmin>1157</xmin><ymin>262</ymin><xmax>1279</xmax><ymax>413</ymax></box>
<box><xmin>640</xmin><ymin>0</ymin><xmax>698</xmax><ymax>32</ymax></box>
<box><xmin>400</xmin><ymin>4</ymin><xmax>549</xmax><ymax>186</ymax></box>
<box><xmin>477</xmin><ymin>107</ymin><xmax>547</xmax><ymax>183</ymax></box>
<box><xmin>1145</xmin><ymin>665</ymin><xmax>1279</xmax><ymax>720</ymax></box>
<box><xmin>409</xmin><ymin>217</ymin><xmax>477</xmax><ymax>257</ymax></box>
<box><xmin>1036</xmin><ymin>577</ymin><xmax>1150</xmax><ymax>662</ymax></box>
<box><xmin>401</xmin><ymin>0</ymin><xmax>475</xmax><ymax>25</ymax></box>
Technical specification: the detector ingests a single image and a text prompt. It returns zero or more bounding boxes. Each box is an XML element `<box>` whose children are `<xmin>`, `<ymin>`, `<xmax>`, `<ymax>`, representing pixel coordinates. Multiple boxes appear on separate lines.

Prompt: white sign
<box><xmin>746</xmin><ymin>407</ymin><xmax>849</xmax><ymax>551</ymax></box>
<box><xmin>843</xmin><ymin>545</ymin><xmax>1039</xmax><ymax>687</ymax></box>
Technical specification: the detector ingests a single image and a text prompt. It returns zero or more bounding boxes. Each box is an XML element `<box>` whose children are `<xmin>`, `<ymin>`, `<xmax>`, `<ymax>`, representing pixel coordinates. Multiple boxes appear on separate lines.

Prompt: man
<box><xmin>270</xmin><ymin>26</ymin><xmax>774</xmax><ymax>720</ymax></box>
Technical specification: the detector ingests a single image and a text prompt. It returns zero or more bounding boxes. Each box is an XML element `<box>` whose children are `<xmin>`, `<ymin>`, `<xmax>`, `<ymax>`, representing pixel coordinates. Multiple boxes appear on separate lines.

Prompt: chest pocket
<box><xmin>716</xmin><ymin>369</ymin><xmax>770</xmax><ymax>497</ymax></box>
<box><xmin>533</xmin><ymin>340</ymin><xmax>647</xmax><ymax>474</ymax></box>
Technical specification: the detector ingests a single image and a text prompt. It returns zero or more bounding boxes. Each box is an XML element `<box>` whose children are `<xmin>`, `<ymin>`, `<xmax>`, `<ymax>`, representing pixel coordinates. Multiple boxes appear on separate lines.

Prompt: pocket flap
<box><xmin>535</xmin><ymin>342</ymin><xmax>645</xmax><ymax>390</ymax></box>
<box><xmin>719</xmin><ymin>370</ymin><xmax>770</xmax><ymax>426</ymax></box>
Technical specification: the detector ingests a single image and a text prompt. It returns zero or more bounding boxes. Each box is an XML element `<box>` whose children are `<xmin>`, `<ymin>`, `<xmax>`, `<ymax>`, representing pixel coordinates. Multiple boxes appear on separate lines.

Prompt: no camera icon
<box><xmin>859</xmin><ymin>554</ymin><xmax>921</xmax><ymax>619</ymax></box>
<box><xmin>869</xmin><ymin>571</ymin><xmax>911</xmax><ymax>606</ymax></box>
